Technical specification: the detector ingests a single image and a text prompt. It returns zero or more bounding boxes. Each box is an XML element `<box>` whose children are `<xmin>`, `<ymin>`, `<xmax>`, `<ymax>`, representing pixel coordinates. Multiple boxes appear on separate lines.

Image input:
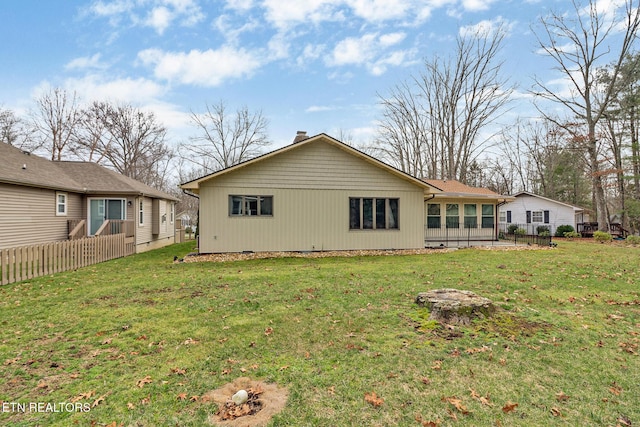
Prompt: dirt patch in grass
<box><xmin>204</xmin><ymin>377</ymin><xmax>288</xmax><ymax>427</ymax></box>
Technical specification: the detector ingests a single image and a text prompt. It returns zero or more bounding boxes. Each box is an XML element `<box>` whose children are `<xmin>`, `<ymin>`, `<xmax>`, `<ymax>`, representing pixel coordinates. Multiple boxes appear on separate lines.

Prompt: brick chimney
<box><xmin>292</xmin><ymin>130</ymin><xmax>308</xmax><ymax>144</ymax></box>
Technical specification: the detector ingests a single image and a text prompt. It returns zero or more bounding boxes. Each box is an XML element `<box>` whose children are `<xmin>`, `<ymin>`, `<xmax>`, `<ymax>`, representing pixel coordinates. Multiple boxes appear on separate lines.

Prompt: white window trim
<box><xmin>532</xmin><ymin>210</ymin><xmax>544</xmax><ymax>223</ymax></box>
<box><xmin>56</xmin><ymin>192</ymin><xmax>67</xmax><ymax>216</ymax></box>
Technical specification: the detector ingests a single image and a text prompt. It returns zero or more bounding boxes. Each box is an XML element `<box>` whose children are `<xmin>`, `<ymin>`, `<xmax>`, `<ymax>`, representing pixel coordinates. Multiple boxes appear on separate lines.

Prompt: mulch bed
<box><xmin>183</xmin><ymin>245</ymin><xmax>550</xmax><ymax>263</ymax></box>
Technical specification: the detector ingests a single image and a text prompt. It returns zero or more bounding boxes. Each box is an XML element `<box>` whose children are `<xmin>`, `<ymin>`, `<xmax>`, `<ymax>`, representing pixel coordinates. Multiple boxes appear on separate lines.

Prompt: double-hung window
<box><xmin>464</xmin><ymin>204</ymin><xmax>477</xmax><ymax>228</ymax></box>
<box><xmin>56</xmin><ymin>192</ymin><xmax>67</xmax><ymax>216</ymax></box>
<box><xmin>349</xmin><ymin>197</ymin><xmax>399</xmax><ymax>230</ymax></box>
<box><xmin>446</xmin><ymin>204</ymin><xmax>459</xmax><ymax>228</ymax></box>
<box><xmin>229</xmin><ymin>195</ymin><xmax>273</xmax><ymax>216</ymax></box>
<box><xmin>427</xmin><ymin>203</ymin><xmax>441</xmax><ymax>228</ymax></box>
<box><xmin>482</xmin><ymin>204</ymin><xmax>494</xmax><ymax>228</ymax></box>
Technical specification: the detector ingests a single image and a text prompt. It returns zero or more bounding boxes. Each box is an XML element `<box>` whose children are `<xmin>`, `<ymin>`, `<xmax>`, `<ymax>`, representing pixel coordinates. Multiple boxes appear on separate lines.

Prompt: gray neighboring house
<box><xmin>0</xmin><ymin>142</ymin><xmax>178</xmax><ymax>252</ymax></box>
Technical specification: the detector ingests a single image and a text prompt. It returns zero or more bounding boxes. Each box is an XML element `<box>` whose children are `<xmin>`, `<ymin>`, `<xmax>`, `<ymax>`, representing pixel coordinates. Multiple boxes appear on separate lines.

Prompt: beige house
<box><xmin>181</xmin><ymin>133</ymin><xmax>439</xmax><ymax>253</ymax></box>
<box><xmin>0</xmin><ymin>142</ymin><xmax>178</xmax><ymax>252</ymax></box>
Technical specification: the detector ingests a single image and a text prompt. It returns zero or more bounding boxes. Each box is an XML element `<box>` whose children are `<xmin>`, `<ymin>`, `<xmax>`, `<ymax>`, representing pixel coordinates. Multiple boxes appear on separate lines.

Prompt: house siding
<box><xmin>499</xmin><ymin>194</ymin><xmax>579</xmax><ymax>235</ymax></box>
<box><xmin>135</xmin><ymin>197</ymin><xmax>174</xmax><ymax>253</ymax></box>
<box><xmin>0</xmin><ymin>183</ymin><xmax>83</xmax><ymax>249</ymax></box>
<box><xmin>198</xmin><ymin>141</ymin><xmax>426</xmax><ymax>253</ymax></box>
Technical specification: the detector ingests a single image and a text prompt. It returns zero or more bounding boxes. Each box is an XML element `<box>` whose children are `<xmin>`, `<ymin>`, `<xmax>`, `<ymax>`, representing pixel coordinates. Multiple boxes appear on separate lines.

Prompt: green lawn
<box><xmin>1</xmin><ymin>241</ymin><xmax>638</xmax><ymax>426</ymax></box>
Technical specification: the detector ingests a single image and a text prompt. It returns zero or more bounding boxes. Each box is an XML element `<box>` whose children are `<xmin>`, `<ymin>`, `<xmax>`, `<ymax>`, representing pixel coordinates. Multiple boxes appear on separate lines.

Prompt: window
<box><xmin>532</xmin><ymin>210</ymin><xmax>543</xmax><ymax>223</ymax></box>
<box><xmin>482</xmin><ymin>204</ymin><xmax>494</xmax><ymax>228</ymax></box>
<box><xmin>139</xmin><ymin>200</ymin><xmax>144</xmax><ymax>226</ymax></box>
<box><xmin>427</xmin><ymin>203</ymin><xmax>441</xmax><ymax>229</ymax></box>
<box><xmin>464</xmin><ymin>204</ymin><xmax>477</xmax><ymax>228</ymax></box>
<box><xmin>446</xmin><ymin>204</ymin><xmax>459</xmax><ymax>228</ymax></box>
<box><xmin>170</xmin><ymin>203</ymin><xmax>174</xmax><ymax>224</ymax></box>
<box><xmin>229</xmin><ymin>195</ymin><xmax>273</xmax><ymax>216</ymax></box>
<box><xmin>349</xmin><ymin>198</ymin><xmax>398</xmax><ymax>230</ymax></box>
<box><xmin>499</xmin><ymin>210</ymin><xmax>506</xmax><ymax>223</ymax></box>
<box><xmin>56</xmin><ymin>192</ymin><xmax>67</xmax><ymax>216</ymax></box>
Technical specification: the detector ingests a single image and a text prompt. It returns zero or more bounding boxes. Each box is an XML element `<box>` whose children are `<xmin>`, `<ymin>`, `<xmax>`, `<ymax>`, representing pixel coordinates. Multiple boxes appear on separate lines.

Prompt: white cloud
<box><xmin>137</xmin><ymin>46</ymin><xmax>263</xmax><ymax>86</ymax></box>
<box><xmin>379</xmin><ymin>32</ymin><xmax>406</xmax><ymax>47</ymax></box>
<box><xmin>86</xmin><ymin>0</ymin><xmax>203</xmax><ymax>33</ymax></box>
<box><xmin>145</xmin><ymin>6</ymin><xmax>173</xmax><ymax>34</ymax></box>
<box><xmin>65</xmin><ymin>54</ymin><xmax>105</xmax><ymax>70</ymax></box>
<box><xmin>262</xmin><ymin>0</ymin><xmax>345</xmax><ymax>29</ymax></box>
<box><xmin>326</xmin><ymin>32</ymin><xmax>415</xmax><ymax>75</ymax></box>
<box><xmin>306</xmin><ymin>105</ymin><xmax>336</xmax><ymax>112</ymax></box>
<box><xmin>329</xmin><ymin>33</ymin><xmax>379</xmax><ymax>66</ymax></box>
<box><xmin>63</xmin><ymin>74</ymin><xmax>167</xmax><ymax>103</ymax></box>
<box><xmin>461</xmin><ymin>0</ymin><xmax>497</xmax><ymax>12</ymax></box>
<box><xmin>347</xmin><ymin>0</ymin><xmax>409</xmax><ymax>21</ymax></box>
<box><xmin>224</xmin><ymin>0</ymin><xmax>255</xmax><ymax>11</ymax></box>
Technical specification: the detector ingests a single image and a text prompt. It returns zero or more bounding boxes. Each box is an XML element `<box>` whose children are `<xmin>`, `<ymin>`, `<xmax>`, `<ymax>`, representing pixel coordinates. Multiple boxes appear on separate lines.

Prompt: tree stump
<box><xmin>415</xmin><ymin>289</ymin><xmax>495</xmax><ymax>325</ymax></box>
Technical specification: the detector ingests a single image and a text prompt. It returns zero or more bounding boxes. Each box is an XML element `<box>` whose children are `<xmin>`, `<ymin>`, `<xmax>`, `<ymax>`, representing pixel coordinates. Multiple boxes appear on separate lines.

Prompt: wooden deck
<box><xmin>577</xmin><ymin>222</ymin><xmax>628</xmax><ymax>238</ymax></box>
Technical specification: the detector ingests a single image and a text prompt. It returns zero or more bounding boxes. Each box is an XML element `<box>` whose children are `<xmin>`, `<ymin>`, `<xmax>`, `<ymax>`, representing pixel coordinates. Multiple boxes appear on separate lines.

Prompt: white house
<box><xmin>499</xmin><ymin>191</ymin><xmax>588</xmax><ymax>235</ymax></box>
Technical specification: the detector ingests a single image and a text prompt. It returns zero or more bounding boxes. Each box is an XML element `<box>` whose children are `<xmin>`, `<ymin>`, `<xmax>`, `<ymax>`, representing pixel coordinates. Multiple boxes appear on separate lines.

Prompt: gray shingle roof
<box><xmin>1</xmin><ymin>143</ymin><xmax>177</xmax><ymax>201</ymax></box>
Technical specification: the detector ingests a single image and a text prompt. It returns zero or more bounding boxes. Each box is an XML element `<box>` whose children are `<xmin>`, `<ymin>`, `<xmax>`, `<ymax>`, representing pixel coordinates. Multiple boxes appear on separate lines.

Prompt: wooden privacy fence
<box><xmin>1</xmin><ymin>234</ymin><xmax>135</xmax><ymax>286</ymax></box>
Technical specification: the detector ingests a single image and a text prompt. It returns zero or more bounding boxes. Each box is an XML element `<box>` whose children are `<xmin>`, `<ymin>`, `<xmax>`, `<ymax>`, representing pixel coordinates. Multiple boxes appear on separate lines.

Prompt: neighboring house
<box><xmin>0</xmin><ymin>142</ymin><xmax>178</xmax><ymax>252</ymax></box>
<box><xmin>181</xmin><ymin>133</ymin><xmax>515</xmax><ymax>253</ymax></box>
<box><xmin>498</xmin><ymin>191</ymin><xmax>588</xmax><ymax>236</ymax></box>
<box><xmin>423</xmin><ymin>179</ymin><xmax>514</xmax><ymax>246</ymax></box>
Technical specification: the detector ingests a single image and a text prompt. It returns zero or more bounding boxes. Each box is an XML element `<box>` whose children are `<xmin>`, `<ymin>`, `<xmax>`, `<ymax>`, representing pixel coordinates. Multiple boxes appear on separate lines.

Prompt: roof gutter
<box><xmin>182</xmin><ymin>189</ymin><xmax>199</xmax><ymax>199</ymax></box>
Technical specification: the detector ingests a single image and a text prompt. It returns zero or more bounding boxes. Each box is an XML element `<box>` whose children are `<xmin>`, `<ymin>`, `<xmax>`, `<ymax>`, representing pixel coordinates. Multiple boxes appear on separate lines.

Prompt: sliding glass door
<box><xmin>89</xmin><ymin>199</ymin><xmax>126</xmax><ymax>235</ymax></box>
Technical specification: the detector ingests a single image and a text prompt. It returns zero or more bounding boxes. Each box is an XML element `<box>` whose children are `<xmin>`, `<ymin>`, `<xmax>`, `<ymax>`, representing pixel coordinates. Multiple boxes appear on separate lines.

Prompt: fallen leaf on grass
<box><xmin>618</xmin><ymin>415</ymin><xmax>632</xmax><ymax>426</ymax></box>
<box><xmin>365</xmin><ymin>391</ymin><xmax>384</xmax><ymax>407</ymax></box>
<box><xmin>415</xmin><ymin>414</ymin><xmax>440</xmax><ymax>426</ymax></box>
<box><xmin>551</xmin><ymin>407</ymin><xmax>562</xmax><ymax>417</ymax></box>
<box><xmin>555</xmin><ymin>391</ymin><xmax>570</xmax><ymax>402</ymax></box>
<box><xmin>609</xmin><ymin>382</ymin><xmax>623</xmax><ymax>396</ymax></box>
<box><xmin>71</xmin><ymin>391</ymin><xmax>95</xmax><ymax>402</ymax></box>
<box><xmin>177</xmin><ymin>393</ymin><xmax>187</xmax><ymax>401</ymax></box>
<box><xmin>127</xmin><ymin>402</ymin><xmax>135</xmax><ymax>410</ymax></box>
<box><xmin>264</xmin><ymin>327</ymin><xmax>274</xmax><ymax>336</ymax></box>
<box><xmin>442</xmin><ymin>396</ymin><xmax>469</xmax><ymax>414</ymax></box>
<box><xmin>92</xmin><ymin>395</ymin><xmax>106</xmax><ymax>407</ymax></box>
<box><xmin>136</xmin><ymin>376</ymin><xmax>152</xmax><ymax>388</ymax></box>
<box><xmin>431</xmin><ymin>360</ymin><xmax>442</xmax><ymax>370</ymax></box>
<box><xmin>501</xmin><ymin>401</ymin><xmax>518</xmax><ymax>413</ymax></box>
<box><xmin>170</xmin><ymin>367</ymin><xmax>186</xmax><ymax>375</ymax></box>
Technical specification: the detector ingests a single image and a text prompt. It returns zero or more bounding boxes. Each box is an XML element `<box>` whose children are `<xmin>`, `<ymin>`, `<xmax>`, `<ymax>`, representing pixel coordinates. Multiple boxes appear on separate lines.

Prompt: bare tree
<box><xmin>375</xmin><ymin>81</ymin><xmax>430</xmax><ymax>177</ymax></box>
<box><xmin>0</xmin><ymin>107</ymin><xmax>34</xmax><ymax>149</ymax></box>
<box><xmin>376</xmin><ymin>23</ymin><xmax>512</xmax><ymax>181</ymax></box>
<box><xmin>184</xmin><ymin>101</ymin><xmax>270</xmax><ymax>173</ymax></box>
<box><xmin>99</xmin><ymin>103</ymin><xmax>174</xmax><ymax>189</ymax></box>
<box><xmin>31</xmin><ymin>87</ymin><xmax>82</xmax><ymax>160</ymax></box>
<box><xmin>71</xmin><ymin>101</ymin><xmax>112</xmax><ymax>163</ymax></box>
<box><xmin>532</xmin><ymin>0</ymin><xmax>640</xmax><ymax>231</ymax></box>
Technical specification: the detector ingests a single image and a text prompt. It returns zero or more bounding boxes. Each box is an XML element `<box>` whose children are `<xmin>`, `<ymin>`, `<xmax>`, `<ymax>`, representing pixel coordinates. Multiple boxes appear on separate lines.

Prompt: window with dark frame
<box><xmin>427</xmin><ymin>203</ymin><xmax>441</xmax><ymax>228</ymax></box>
<box><xmin>446</xmin><ymin>203</ymin><xmax>459</xmax><ymax>228</ymax></box>
<box><xmin>481</xmin><ymin>204</ymin><xmax>494</xmax><ymax>228</ymax></box>
<box><xmin>229</xmin><ymin>195</ymin><xmax>273</xmax><ymax>216</ymax></box>
<box><xmin>349</xmin><ymin>197</ymin><xmax>399</xmax><ymax>230</ymax></box>
<box><xmin>464</xmin><ymin>204</ymin><xmax>477</xmax><ymax>228</ymax></box>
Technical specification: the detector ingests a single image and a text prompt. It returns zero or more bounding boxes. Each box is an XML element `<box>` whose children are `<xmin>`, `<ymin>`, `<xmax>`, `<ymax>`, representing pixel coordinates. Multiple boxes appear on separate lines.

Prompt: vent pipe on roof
<box><xmin>292</xmin><ymin>130</ymin><xmax>308</xmax><ymax>144</ymax></box>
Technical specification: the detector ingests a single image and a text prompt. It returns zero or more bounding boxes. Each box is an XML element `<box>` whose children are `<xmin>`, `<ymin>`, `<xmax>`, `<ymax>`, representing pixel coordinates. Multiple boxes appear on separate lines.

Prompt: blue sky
<box><xmin>0</xmin><ymin>0</ymin><xmax>624</xmax><ymax>150</ymax></box>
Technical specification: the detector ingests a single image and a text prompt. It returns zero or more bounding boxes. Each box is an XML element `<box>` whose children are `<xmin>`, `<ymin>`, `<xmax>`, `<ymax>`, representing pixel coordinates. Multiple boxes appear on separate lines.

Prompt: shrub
<box><xmin>555</xmin><ymin>225</ymin><xmax>574</xmax><ymax>237</ymax></box>
<box><xmin>537</xmin><ymin>225</ymin><xmax>550</xmax><ymax>235</ymax></box>
<box><xmin>515</xmin><ymin>228</ymin><xmax>527</xmax><ymax>236</ymax></box>
<box><xmin>625</xmin><ymin>235</ymin><xmax>640</xmax><ymax>246</ymax></box>
<box><xmin>593</xmin><ymin>230</ymin><xmax>612</xmax><ymax>243</ymax></box>
<box><xmin>507</xmin><ymin>224</ymin><xmax>519</xmax><ymax>235</ymax></box>
<box><xmin>564</xmin><ymin>231</ymin><xmax>581</xmax><ymax>239</ymax></box>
